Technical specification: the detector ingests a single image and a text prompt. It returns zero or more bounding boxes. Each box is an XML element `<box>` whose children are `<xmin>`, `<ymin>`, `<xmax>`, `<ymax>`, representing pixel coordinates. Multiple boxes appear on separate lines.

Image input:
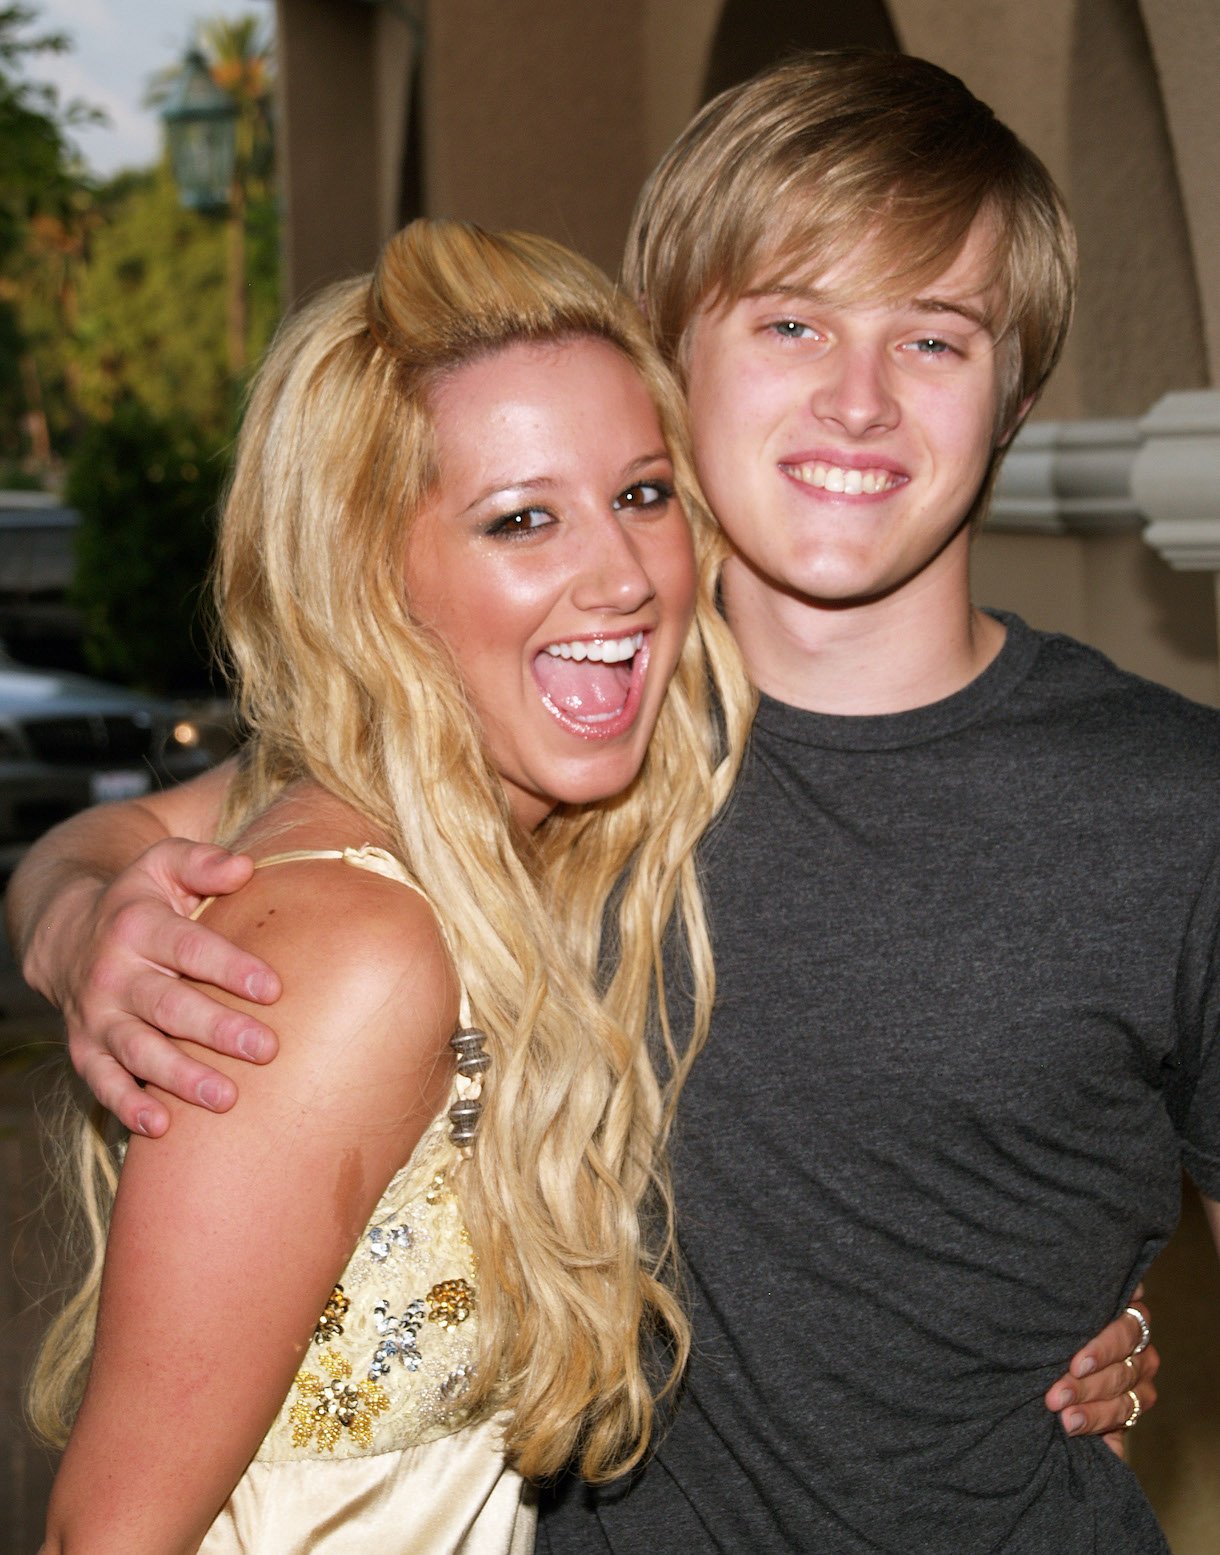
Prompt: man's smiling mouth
<box><xmin>781</xmin><ymin>460</ymin><xmax>906</xmax><ymax>495</ymax></box>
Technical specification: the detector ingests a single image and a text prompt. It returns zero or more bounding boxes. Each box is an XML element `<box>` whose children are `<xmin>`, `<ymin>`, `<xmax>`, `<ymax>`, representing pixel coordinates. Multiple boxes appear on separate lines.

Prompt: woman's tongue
<box><xmin>533</xmin><ymin>651</ymin><xmax>631</xmax><ymax>721</ymax></box>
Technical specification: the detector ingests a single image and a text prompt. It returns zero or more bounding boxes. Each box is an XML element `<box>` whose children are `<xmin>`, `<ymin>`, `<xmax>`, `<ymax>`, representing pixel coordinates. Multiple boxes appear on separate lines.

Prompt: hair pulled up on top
<box><xmin>28</xmin><ymin>220</ymin><xmax>754</xmax><ymax>1484</ymax></box>
<box><xmin>627</xmin><ymin>49</ymin><xmax>1078</xmax><ymax>429</ymax></box>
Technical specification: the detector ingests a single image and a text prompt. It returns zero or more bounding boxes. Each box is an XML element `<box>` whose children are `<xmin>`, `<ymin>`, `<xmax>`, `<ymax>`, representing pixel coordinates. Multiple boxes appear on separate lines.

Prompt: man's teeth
<box><xmin>785</xmin><ymin>461</ymin><xmax>902</xmax><ymax>495</ymax></box>
<box><xmin>544</xmin><ymin>631</ymin><xmax>644</xmax><ymax>663</ymax></box>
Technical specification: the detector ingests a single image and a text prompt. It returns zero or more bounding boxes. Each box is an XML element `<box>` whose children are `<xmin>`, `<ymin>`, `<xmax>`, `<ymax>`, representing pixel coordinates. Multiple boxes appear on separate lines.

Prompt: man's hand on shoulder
<box><xmin>8</xmin><ymin>762</ymin><xmax>283</xmax><ymax>1136</ymax></box>
<box><xmin>51</xmin><ymin>840</ymin><xmax>283</xmax><ymax>1136</ymax></box>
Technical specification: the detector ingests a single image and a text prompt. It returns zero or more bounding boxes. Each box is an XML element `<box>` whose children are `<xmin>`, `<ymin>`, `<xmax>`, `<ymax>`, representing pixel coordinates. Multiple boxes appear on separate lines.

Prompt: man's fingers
<box><xmin>142</xmin><ymin>840</ymin><xmax>256</xmax><ymax>905</ymax></box>
<box><xmin>75</xmin><ymin>1049</ymin><xmax>169</xmax><ymax>1138</ymax></box>
<box><xmin>88</xmin><ymin>1016</ymin><xmax>240</xmax><ymax>1113</ymax></box>
<box><xmin>126</xmin><ymin>969</ymin><xmax>279</xmax><ymax>1062</ymax></box>
<box><xmin>1068</xmin><ymin>1292</ymin><xmax>1150</xmax><ymax>1377</ymax></box>
<box><xmin>93</xmin><ymin>898</ymin><xmax>279</xmax><ymax>1006</ymax></box>
<box><xmin>1062</xmin><ymin>1373</ymin><xmax>1158</xmax><ymax>1442</ymax></box>
<box><xmin>162</xmin><ymin>916</ymin><xmax>280</xmax><ymax>1007</ymax></box>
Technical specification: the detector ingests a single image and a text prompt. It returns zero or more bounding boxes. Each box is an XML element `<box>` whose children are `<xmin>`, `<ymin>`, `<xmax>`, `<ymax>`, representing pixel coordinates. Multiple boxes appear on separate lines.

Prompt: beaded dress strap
<box><xmin>192</xmin><ymin>843</ymin><xmax>488</xmax><ymax>1148</ymax></box>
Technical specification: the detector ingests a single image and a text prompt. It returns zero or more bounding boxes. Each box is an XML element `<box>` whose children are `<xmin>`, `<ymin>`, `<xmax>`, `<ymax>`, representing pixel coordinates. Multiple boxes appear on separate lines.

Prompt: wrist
<box><xmin>20</xmin><ymin>867</ymin><xmax>108</xmax><ymax>1009</ymax></box>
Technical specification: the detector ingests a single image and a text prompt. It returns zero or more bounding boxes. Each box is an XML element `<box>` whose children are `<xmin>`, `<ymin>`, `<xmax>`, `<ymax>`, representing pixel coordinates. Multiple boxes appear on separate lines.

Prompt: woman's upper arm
<box><xmin>44</xmin><ymin>866</ymin><xmax>458</xmax><ymax>1555</ymax></box>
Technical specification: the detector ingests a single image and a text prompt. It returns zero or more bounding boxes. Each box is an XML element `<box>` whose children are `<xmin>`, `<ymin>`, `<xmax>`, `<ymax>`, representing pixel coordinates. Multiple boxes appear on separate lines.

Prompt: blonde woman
<box><xmin>30</xmin><ymin>219</ymin><xmax>752</xmax><ymax>1555</ymax></box>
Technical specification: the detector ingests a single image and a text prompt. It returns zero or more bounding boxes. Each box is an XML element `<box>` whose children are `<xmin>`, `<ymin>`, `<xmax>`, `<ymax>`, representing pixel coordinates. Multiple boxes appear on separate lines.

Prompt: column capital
<box><xmin>1134</xmin><ymin>391</ymin><xmax>1220</xmax><ymax>571</ymax></box>
<box><xmin>989</xmin><ymin>417</ymin><xmax>1144</xmax><ymax>535</ymax></box>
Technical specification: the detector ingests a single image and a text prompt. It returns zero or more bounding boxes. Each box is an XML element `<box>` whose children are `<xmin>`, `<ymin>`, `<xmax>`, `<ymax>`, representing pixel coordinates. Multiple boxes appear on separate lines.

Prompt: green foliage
<box><xmin>0</xmin><ymin>4</ymin><xmax>101</xmax><ymax>467</ymax></box>
<box><xmin>72</xmin><ymin>164</ymin><xmax>233</xmax><ymax>436</ymax></box>
<box><xmin>65</xmin><ymin>401</ymin><xmax>226</xmax><ymax>693</ymax></box>
<box><xmin>1</xmin><ymin>5</ymin><xmax>280</xmax><ymax>694</ymax></box>
<box><xmin>0</xmin><ymin>4</ymin><xmax>77</xmax><ymax>263</ymax></box>
<box><xmin>2</xmin><ymin>6</ymin><xmax>279</xmax><ymax>468</ymax></box>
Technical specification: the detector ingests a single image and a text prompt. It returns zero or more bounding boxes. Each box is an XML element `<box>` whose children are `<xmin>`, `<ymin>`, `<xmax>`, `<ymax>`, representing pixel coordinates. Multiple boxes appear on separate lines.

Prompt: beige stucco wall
<box><xmin>274</xmin><ymin>0</ymin><xmax>382</xmax><ymax>298</ymax></box>
<box><xmin>642</xmin><ymin>0</ymin><xmax>720</xmax><ymax>166</ymax></box>
<box><xmin>424</xmin><ymin>0</ymin><xmax>652</xmax><ymax>278</ymax></box>
<box><xmin>971</xmin><ymin>529</ymin><xmax>1220</xmax><ymax>703</ymax></box>
<box><xmin>1142</xmin><ymin>0</ymin><xmax>1220</xmax><ymax>381</ymax></box>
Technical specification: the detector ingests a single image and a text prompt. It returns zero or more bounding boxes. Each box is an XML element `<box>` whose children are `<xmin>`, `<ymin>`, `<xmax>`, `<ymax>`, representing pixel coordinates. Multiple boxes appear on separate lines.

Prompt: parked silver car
<box><xmin>0</xmin><ymin>654</ymin><xmax>215</xmax><ymax>873</ymax></box>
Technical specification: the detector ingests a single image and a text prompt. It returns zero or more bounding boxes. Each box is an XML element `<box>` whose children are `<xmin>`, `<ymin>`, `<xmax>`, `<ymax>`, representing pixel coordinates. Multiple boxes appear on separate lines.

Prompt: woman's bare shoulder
<box><xmin>178</xmin><ymin>793</ymin><xmax>461</xmax><ymax>1117</ymax></box>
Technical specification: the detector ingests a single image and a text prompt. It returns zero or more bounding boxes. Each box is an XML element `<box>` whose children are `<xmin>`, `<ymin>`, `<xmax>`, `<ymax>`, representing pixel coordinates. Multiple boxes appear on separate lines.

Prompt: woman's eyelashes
<box><xmin>613</xmin><ymin>478</ymin><xmax>674</xmax><ymax>512</ymax></box>
<box><xmin>483</xmin><ymin>479</ymin><xmax>674</xmax><ymax>539</ymax></box>
<box><xmin>485</xmin><ymin>505</ymin><xmax>554</xmax><ymax>539</ymax></box>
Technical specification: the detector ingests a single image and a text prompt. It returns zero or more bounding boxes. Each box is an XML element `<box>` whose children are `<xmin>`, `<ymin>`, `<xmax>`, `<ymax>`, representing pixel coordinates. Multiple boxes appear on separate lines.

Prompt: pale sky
<box><xmin>31</xmin><ymin>0</ymin><xmax>272</xmax><ymax>177</ymax></box>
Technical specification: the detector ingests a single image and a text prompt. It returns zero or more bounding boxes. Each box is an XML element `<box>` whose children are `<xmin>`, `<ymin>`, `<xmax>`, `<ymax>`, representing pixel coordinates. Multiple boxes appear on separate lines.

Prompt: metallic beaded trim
<box><xmin>447</xmin><ymin>1026</ymin><xmax>489</xmax><ymax>1149</ymax></box>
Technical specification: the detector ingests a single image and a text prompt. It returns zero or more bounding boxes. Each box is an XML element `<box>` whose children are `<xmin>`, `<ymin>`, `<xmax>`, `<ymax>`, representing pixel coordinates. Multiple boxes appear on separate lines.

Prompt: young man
<box><xmin>10</xmin><ymin>52</ymin><xmax>1206</xmax><ymax>1552</ymax></box>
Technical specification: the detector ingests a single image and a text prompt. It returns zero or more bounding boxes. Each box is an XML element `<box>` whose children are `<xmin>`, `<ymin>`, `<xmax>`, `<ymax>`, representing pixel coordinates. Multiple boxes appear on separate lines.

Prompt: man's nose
<box><xmin>809</xmin><ymin>341</ymin><xmax>899</xmax><ymax>438</ymax></box>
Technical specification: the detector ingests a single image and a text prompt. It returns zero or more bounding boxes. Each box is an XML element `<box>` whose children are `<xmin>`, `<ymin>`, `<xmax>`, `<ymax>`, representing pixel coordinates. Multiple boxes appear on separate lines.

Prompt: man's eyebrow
<box><xmin>910</xmin><ymin>297</ymin><xmax>994</xmax><ymax>331</ymax></box>
<box><xmin>741</xmin><ymin>282</ymin><xmax>825</xmax><ymax>302</ymax></box>
<box><xmin>740</xmin><ymin>283</ymin><xmax>995</xmax><ymax>332</ymax></box>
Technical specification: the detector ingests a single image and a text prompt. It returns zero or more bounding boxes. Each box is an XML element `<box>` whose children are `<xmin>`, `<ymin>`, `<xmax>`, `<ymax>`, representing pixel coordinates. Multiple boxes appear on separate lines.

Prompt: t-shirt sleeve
<box><xmin>1169</xmin><ymin>846</ymin><xmax>1220</xmax><ymax>1199</ymax></box>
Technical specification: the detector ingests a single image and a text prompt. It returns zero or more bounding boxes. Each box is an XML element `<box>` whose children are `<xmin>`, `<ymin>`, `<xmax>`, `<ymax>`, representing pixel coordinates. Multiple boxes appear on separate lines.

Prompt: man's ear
<box><xmin>997</xmin><ymin>392</ymin><xmax>1037</xmax><ymax>450</ymax></box>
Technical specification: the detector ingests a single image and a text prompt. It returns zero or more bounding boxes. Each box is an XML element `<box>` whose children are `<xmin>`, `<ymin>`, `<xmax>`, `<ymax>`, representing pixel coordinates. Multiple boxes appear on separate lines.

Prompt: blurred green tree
<box><xmin>0</xmin><ymin>3</ymin><xmax>101</xmax><ymax>473</ymax></box>
<box><xmin>65</xmin><ymin>401</ymin><xmax>224</xmax><ymax>694</ymax></box>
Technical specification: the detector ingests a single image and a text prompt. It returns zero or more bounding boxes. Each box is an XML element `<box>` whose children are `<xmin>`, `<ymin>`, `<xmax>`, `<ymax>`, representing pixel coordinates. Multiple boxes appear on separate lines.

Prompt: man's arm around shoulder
<box><xmin>5</xmin><ymin>761</ymin><xmax>281</xmax><ymax>1135</ymax></box>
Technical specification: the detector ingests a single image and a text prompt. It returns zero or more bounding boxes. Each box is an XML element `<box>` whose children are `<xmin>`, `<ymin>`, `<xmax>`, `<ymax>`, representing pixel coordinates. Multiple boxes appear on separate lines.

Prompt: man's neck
<box><xmin>722</xmin><ymin>554</ymin><xmax>1007</xmax><ymax>716</ymax></box>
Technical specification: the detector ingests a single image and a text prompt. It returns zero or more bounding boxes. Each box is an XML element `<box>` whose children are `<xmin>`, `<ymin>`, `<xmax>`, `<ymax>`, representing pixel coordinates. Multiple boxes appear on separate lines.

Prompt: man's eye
<box><xmin>908</xmin><ymin>337</ymin><xmax>953</xmax><ymax>355</ymax></box>
<box><xmin>769</xmin><ymin>320</ymin><xmax>814</xmax><ymax>340</ymax></box>
<box><xmin>614</xmin><ymin>479</ymin><xmax>674</xmax><ymax>512</ymax></box>
<box><xmin>486</xmin><ymin>507</ymin><xmax>552</xmax><ymax>538</ymax></box>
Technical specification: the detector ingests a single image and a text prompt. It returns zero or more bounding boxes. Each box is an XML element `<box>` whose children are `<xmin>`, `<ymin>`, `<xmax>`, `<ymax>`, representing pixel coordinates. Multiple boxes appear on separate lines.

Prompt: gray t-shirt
<box><xmin>539</xmin><ymin>614</ymin><xmax>1220</xmax><ymax>1553</ymax></box>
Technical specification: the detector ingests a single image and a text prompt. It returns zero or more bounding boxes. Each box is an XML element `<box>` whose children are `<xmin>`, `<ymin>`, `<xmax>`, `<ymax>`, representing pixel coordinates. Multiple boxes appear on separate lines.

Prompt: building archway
<box><xmin>1068</xmin><ymin>0</ymin><xmax>1205</xmax><ymax>416</ymax></box>
<box><xmin>703</xmin><ymin>0</ymin><xmax>899</xmax><ymax>102</ymax></box>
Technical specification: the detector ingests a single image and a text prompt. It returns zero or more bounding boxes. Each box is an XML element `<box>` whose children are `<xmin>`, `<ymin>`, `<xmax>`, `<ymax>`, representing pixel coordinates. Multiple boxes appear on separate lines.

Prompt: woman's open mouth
<box><xmin>531</xmin><ymin>630</ymin><xmax>649</xmax><ymax>739</ymax></box>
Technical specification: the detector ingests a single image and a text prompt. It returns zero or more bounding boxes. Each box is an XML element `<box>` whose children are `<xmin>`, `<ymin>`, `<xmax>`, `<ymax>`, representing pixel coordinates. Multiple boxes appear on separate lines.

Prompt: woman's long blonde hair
<box><xmin>30</xmin><ymin>220</ymin><xmax>755</xmax><ymax>1483</ymax></box>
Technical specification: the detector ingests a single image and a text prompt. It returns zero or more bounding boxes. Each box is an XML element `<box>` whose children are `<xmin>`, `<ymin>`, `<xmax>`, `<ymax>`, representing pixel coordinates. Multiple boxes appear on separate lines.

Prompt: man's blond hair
<box><xmin>626</xmin><ymin>49</ymin><xmax>1077</xmax><ymax>429</ymax></box>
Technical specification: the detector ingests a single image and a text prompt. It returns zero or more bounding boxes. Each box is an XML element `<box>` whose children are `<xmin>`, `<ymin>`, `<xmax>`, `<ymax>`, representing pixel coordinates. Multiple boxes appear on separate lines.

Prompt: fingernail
<box><xmin>238</xmin><ymin>1029</ymin><xmax>267</xmax><ymax>1061</ymax></box>
<box><xmin>135</xmin><ymin>1109</ymin><xmax>154</xmax><ymax>1137</ymax></box>
<box><xmin>246</xmin><ymin>971</ymin><xmax>277</xmax><ymax>1002</ymax></box>
<box><xmin>198</xmin><ymin>1078</ymin><xmax>227</xmax><ymax>1109</ymax></box>
<box><xmin>1077</xmin><ymin>1357</ymin><xmax>1096</xmax><ymax>1377</ymax></box>
<box><xmin>1065</xmin><ymin>1410</ymin><xmax>1086</xmax><ymax>1434</ymax></box>
<box><xmin>1056</xmin><ymin>1387</ymin><xmax>1076</xmax><ymax>1408</ymax></box>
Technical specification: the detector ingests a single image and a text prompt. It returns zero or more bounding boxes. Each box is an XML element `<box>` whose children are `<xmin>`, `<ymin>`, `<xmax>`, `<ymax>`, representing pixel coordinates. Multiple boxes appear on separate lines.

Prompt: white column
<box><xmin>1133</xmin><ymin>391</ymin><xmax>1220</xmax><ymax>571</ymax></box>
<box><xmin>990</xmin><ymin>418</ymin><xmax>1144</xmax><ymax>535</ymax></box>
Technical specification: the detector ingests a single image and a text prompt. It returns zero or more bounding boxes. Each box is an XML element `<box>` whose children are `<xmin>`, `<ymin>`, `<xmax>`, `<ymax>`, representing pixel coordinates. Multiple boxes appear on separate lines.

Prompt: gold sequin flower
<box><xmin>426</xmin><ymin>1277</ymin><xmax>475</xmax><ymax>1330</ymax></box>
<box><xmin>290</xmin><ymin>1349</ymin><xmax>390</xmax><ymax>1451</ymax></box>
<box><xmin>313</xmin><ymin>1285</ymin><xmax>350</xmax><ymax>1344</ymax></box>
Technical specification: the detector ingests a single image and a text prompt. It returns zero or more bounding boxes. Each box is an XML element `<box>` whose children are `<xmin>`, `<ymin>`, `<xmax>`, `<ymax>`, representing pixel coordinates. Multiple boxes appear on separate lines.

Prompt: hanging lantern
<box><xmin>161</xmin><ymin>50</ymin><xmax>237</xmax><ymax>213</ymax></box>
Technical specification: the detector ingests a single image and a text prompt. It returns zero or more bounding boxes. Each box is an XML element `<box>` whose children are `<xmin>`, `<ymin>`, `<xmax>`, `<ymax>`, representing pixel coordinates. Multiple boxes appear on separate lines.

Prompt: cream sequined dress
<box><xmin>196</xmin><ymin>847</ymin><xmax>536</xmax><ymax>1555</ymax></box>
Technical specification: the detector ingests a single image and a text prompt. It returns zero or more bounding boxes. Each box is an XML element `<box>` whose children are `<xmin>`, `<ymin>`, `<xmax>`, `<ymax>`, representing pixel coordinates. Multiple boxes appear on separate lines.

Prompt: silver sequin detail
<box><xmin>368</xmin><ymin>1297</ymin><xmax>426</xmax><ymax>1378</ymax></box>
<box><xmin>438</xmin><ymin>1364</ymin><xmax>475</xmax><ymax>1401</ymax></box>
<box><xmin>367</xmin><ymin>1223</ymin><xmax>413</xmax><ymax>1262</ymax></box>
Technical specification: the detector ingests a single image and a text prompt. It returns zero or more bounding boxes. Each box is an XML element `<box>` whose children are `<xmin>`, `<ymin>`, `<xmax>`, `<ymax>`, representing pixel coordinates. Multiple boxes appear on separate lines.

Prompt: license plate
<box><xmin>90</xmin><ymin>769</ymin><xmax>152</xmax><ymax>803</ymax></box>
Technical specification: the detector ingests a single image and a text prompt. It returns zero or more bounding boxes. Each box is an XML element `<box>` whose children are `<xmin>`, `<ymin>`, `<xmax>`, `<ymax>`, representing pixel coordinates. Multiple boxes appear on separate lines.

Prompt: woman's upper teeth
<box><xmin>545</xmin><ymin>631</ymin><xmax>644</xmax><ymax>663</ymax></box>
